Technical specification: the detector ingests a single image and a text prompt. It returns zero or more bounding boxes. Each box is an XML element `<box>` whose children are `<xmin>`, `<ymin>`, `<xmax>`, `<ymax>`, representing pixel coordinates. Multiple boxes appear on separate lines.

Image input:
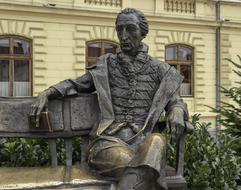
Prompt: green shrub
<box><xmin>0</xmin><ymin>137</ymin><xmax>82</xmax><ymax>167</ymax></box>
<box><xmin>0</xmin><ymin>138</ymin><xmax>50</xmax><ymax>167</ymax></box>
<box><xmin>208</xmin><ymin>55</ymin><xmax>241</xmax><ymax>154</ymax></box>
<box><xmin>180</xmin><ymin>114</ymin><xmax>241</xmax><ymax>189</ymax></box>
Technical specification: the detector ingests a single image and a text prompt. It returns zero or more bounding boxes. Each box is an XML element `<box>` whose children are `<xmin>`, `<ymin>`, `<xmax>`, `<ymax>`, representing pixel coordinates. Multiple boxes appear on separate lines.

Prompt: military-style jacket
<box><xmin>52</xmin><ymin>45</ymin><xmax>188</xmax><ymax>140</ymax></box>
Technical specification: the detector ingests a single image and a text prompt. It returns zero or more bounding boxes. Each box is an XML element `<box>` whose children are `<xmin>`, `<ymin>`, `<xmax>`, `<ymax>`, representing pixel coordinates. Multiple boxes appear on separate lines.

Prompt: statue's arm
<box><xmin>29</xmin><ymin>72</ymin><xmax>95</xmax><ymax>127</ymax></box>
<box><xmin>157</xmin><ymin>62</ymin><xmax>189</xmax><ymax>141</ymax></box>
<box><xmin>165</xmin><ymin>93</ymin><xmax>189</xmax><ymax>123</ymax></box>
<box><xmin>51</xmin><ymin>71</ymin><xmax>95</xmax><ymax>97</ymax></box>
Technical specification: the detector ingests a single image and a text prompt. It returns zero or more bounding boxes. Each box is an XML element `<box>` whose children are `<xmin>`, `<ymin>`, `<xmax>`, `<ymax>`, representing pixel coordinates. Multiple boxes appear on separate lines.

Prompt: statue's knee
<box><xmin>88</xmin><ymin>146</ymin><xmax>134</xmax><ymax>171</ymax></box>
<box><xmin>149</xmin><ymin>133</ymin><xmax>166</xmax><ymax>145</ymax></box>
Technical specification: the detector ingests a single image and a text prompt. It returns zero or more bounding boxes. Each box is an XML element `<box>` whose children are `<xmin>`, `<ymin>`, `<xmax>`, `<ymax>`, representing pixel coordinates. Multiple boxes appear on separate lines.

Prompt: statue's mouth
<box><xmin>121</xmin><ymin>43</ymin><xmax>132</xmax><ymax>49</ymax></box>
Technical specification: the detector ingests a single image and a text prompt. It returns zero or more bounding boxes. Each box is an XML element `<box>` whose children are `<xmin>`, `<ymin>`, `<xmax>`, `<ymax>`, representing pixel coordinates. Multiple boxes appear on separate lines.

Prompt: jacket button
<box><xmin>128</xmin><ymin>99</ymin><xmax>133</xmax><ymax>104</ymax></box>
<box><xmin>126</xmin><ymin>115</ymin><xmax>133</xmax><ymax>122</ymax></box>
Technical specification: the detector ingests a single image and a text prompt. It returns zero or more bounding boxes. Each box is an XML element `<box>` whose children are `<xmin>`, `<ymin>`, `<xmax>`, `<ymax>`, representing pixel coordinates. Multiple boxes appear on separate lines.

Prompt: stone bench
<box><xmin>0</xmin><ymin>94</ymin><xmax>187</xmax><ymax>190</ymax></box>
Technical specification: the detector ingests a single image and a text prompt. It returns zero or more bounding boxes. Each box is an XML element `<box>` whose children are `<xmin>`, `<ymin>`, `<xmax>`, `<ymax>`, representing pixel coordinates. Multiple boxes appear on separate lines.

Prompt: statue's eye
<box><xmin>126</xmin><ymin>25</ymin><xmax>137</xmax><ymax>32</ymax></box>
<box><xmin>116</xmin><ymin>26</ymin><xmax>123</xmax><ymax>33</ymax></box>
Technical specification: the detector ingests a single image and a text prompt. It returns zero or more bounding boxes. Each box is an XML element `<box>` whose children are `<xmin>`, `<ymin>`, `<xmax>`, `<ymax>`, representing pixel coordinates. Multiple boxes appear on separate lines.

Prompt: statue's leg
<box><xmin>130</xmin><ymin>133</ymin><xmax>166</xmax><ymax>176</ymax></box>
<box><xmin>87</xmin><ymin>134</ymin><xmax>166</xmax><ymax>189</ymax></box>
<box><xmin>117</xmin><ymin>133</ymin><xmax>167</xmax><ymax>190</ymax></box>
<box><xmin>87</xmin><ymin>136</ymin><xmax>134</xmax><ymax>177</ymax></box>
<box><xmin>116</xmin><ymin>166</ymin><xmax>159</xmax><ymax>190</ymax></box>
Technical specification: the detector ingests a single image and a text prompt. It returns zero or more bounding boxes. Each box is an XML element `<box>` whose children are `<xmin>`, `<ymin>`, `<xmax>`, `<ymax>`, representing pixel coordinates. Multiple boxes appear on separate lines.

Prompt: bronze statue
<box><xmin>30</xmin><ymin>8</ymin><xmax>189</xmax><ymax>190</ymax></box>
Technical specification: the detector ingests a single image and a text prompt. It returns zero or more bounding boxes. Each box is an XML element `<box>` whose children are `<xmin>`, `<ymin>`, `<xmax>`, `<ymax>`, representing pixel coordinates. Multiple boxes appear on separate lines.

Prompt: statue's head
<box><xmin>115</xmin><ymin>8</ymin><xmax>149</xmax><ymax>54</ymax></box>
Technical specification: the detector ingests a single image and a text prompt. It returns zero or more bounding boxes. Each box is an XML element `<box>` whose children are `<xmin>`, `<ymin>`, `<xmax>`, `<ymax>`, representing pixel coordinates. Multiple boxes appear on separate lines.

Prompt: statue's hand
<box><xmin>167</xmin><ymin>107</ymin><xmax>185</xmax><ymax>143</ymax></box>
<box><xmin>29</xmin><ymin>90</ymin><xmax>49</xmax><ymax>128</ymax></box>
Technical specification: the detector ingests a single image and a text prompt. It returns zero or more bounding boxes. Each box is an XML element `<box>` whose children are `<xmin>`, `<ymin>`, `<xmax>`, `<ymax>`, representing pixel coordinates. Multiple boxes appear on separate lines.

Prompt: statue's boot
<box><xmin>116</xmin><ymin>166</ymin><xmax>160</xmax><ymax>190</ymax></box>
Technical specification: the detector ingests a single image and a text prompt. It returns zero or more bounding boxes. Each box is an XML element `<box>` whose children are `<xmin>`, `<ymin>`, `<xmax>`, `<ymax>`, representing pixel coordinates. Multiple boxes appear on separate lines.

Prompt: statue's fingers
<box><xmin>39</xmin><ymin>97</ymin><xmax>45</xmax><ymax>109</ymax></box>
<box><xmin>29</xmin><ymin>103</ymin><xmax>38</xmax><ymax>115</ymax></box>
<box><xmin>29</xmin><ymin>106</ymin><xmax>40</xmax><ymax>128</ymax></box>
<box><xmin>35</xmin><ymin>106</ymin><xmax>43</xmax><ymax>128</ymax></box>
<box><xmin>171</xmin><ymin>122</ymin><xmax>176</xmax><ymax>134</ymax></box>
<box><xmin>35</xmin><ymin>115</ymin><xmax>40</xmax><ymax>128</ymax></box>
<box><xmin>39</xmin><ymin>97</ymin><xmax>49</xmax><ymax>113</ymax></box>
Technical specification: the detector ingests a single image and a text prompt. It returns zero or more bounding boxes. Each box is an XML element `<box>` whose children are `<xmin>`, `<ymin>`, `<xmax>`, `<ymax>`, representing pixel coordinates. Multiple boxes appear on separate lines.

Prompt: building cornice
<box><xmin>0</xmin><ymin>2</ymin><xmax>241</xmax><ymax>29</ymax></box>
<box><xmin>219</xmin><ymin>0</ymin><xmax>241</xmax><ymax>4</ymax></box>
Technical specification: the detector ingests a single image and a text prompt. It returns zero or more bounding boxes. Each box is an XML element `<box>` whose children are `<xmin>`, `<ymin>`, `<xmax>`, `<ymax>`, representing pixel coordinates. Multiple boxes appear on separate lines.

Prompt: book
<box><xmin>29</xmin><ymin>112</ymin><xmax>53</xmax><ymax>132</ymax></box>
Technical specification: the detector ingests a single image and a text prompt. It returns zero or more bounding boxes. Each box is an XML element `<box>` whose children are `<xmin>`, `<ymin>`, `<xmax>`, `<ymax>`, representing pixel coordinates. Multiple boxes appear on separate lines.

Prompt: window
<box><xmin>0</xmin><ymin>36</ymin><xmax>32</xmax><ymax>96</ymax></box>
<box><xmin>165</xmin><ymin>44</ymin><xmax>194</xmax><ymax>96</ymax></box>
<box><xmin>86</xmin><ymin>40</ymin><xmax>118</xmax><ymax>67</ymax></box>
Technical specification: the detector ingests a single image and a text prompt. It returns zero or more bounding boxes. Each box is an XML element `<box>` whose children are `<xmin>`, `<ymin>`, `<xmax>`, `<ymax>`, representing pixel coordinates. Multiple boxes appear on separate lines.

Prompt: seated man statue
<box><xmin>30</xmin><ymin>8</ymin><xmax>189</xmax><ymax>190</ymax></box>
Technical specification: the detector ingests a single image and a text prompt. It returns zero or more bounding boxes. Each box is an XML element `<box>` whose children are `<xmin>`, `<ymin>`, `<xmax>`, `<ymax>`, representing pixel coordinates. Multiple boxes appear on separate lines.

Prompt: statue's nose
<box><xmin>122</xmin><ymin>28</ymin><xmax>128</xmax><ymax>40</ymax></box>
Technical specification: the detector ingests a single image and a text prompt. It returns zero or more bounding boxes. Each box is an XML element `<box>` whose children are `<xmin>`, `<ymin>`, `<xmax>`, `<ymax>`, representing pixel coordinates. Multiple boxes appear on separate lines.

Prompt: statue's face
<box><xmin>116</xmin><ymin>13</ymin><xmax>143</xmax><ymax>54</ymax></box>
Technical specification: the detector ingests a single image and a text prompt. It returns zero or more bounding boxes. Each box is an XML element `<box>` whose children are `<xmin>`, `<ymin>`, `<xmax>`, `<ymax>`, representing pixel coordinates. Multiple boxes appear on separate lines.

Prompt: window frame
<box><xmin>0</xmin><ymin>35</ymin><xmax>33</xmax><ymax>96</ymax></box>
<box><xmin>86</xmin><ymin>39</ymin><xmax>119</xmax><ymax>68</ymax></box>
<box><xmin>165</xmin><ymin>43</ymin><xmax>194</xmax><ymax>97</ymax></box>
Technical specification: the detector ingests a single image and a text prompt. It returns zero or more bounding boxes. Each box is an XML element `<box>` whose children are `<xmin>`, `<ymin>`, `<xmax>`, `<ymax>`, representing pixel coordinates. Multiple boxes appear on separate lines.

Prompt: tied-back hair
<box><xmin>115</xmin><ymin>8</ymin><xmax>149</xmax><ymax>38</ymax></box>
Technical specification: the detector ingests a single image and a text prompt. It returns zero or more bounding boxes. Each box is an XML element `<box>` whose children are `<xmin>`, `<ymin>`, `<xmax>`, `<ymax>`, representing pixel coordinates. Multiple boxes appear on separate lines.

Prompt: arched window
<box><xmin>86</xmin><ymin>40</ymin><xmax>118</xmax><ymax>67</ymax></box>
<box><xmin>165</xmin><ymin>44</ymin><xmax>194</xmax><ymax>96</ymax></box>
<box><xmin>0</xmin><ymin>36</ymin><xmax>32</xmax><ymax>96</ymax></box>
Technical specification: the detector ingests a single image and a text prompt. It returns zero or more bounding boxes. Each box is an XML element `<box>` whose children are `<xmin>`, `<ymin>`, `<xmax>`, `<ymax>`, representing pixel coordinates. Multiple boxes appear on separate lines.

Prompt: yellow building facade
<box><xmin>0</xmin><ymin>0</ymin><xmax>241</xmax><ymax>125</ymax></box>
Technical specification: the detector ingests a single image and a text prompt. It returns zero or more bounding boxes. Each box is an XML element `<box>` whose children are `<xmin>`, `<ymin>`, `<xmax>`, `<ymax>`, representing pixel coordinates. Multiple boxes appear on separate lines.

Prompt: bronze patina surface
<box><xmin>0</xmin><ymin>165</ymin><xmax>114</xmax><ymax>190</ymax></box>
<box><xmin>30</xmin><ymin>8</ymin><xmax>190</xmax><ymax>190</ymax></box>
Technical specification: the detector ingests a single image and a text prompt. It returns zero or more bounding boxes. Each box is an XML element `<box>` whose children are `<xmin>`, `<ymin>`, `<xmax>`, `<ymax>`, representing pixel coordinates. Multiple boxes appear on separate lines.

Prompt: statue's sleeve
<box><xmin>156</xmin><ymin>61</ymin><xmax>189</xmax><ymax>121</ymax></box>
<box><xmin>165</xmin><ymin>92</ymin><xmax>189</xmax><ymax>121</ymax></box>
<box><xmin>50</xmin><ymin>71</ymin><xmax>96</xmax><ymax>97</ymax></box>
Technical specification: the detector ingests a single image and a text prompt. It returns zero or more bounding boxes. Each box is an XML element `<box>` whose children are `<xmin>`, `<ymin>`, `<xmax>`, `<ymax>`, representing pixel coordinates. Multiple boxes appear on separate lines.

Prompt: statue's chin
<box><xmin>122</xmin><ymin>49</ymin><xmax>131</xmax><ymax>53</ymax></box>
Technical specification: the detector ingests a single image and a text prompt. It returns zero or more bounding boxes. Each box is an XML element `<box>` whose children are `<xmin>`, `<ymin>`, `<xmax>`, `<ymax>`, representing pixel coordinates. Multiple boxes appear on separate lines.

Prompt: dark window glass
<box><xmin>88</xmin><ymin>42</ymin><xmax>101</xmax><ymax>57</ymax></box>
<box><xmin>0</xmin><ymin>60</ymin><xmax>9</xmax><ymax>96</ymax></box>
<box><xmin>14</xmin><ymin>60</ymin><xmax>29</xmax><ymax>81</ymax></box>
<box><xmin>0</xmin><ymin>60</ymin><xmax>9</xmax><ymax>81</ymax></box>
<box><xmin>104</xmin><ymin>43</ymin><xmax>117</xmax><ymax>54</ymax></box>
<box><xmin>13</xmin><ymin>38</ymin><xmax>30</xmax><ymax>55</ymax></box>
<box><xmin>0</xmin><ymin>36</ymin><xmax>32</xmax><ymax>96</ymax></box>
<box><xmin>180</xmin><ymin>65</ymin><xmax>192</xmax><ymax>83</ymax></box>
<box><xmin>86</xmin><ymin>40</ymin><xmax>118</xmax><ymax>67</ymax></box>
<box><xmin>13</xmin><ymin>60</ymin><xmax>30</xmax><ymax>96</ymax></box>
<box><xmin>180</xmin><ymin>65</ymin><xmax>192</xmax><ymax>96</ymax></box>
<box><xmin>87</xmin><ymin>60</ymin><xmax>96</xmax><ymax>67</ymax></box>
<box><xmin>0</xmin><ymin>38</ymin><xmax>10</xmax><ymax>54</ymax></box>
<box><xmin>179</xmin><ymin>46</ymin><xmax>192</xmax><ymax>61</ymax></box>
<box><xmin>165</xmin><ymin>46</ymin><xmax>177</xmax><ymax>60</ymax></box>
<box><xmin>165</xmin><ymin>44</ymin><xmax>193</xmax><ymax>96</ymax></box>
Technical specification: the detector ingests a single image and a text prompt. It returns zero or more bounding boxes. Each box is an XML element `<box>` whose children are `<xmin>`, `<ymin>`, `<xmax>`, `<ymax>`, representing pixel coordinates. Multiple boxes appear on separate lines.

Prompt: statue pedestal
<box><xmin>0</xmin><ymin>165</ymin><xmax>115</xmax><ymax>190</ymax></box>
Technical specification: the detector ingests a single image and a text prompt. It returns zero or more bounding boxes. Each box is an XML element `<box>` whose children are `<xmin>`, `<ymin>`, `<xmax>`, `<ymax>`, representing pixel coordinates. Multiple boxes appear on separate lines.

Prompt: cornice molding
<box><xmin>0</xmin><ymin>2</ymin><xmax>241</xmax><ymax>29</ymax></box>
<box><xmin>219</xmin><ymin>0</ymin><xmax>241</xmax><ymax>4</ymax></box>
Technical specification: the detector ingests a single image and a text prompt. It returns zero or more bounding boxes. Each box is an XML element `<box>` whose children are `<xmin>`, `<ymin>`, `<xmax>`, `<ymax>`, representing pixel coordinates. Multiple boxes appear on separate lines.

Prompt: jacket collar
<box><xmin>116</xmin><ymin>43</ymin><xmax>149</xmax><ymax>67</ymax></box>
<box><xmin>116</xmin><ymin>42</ymin><xmax>149</xmax><ymax>55</ymax></box>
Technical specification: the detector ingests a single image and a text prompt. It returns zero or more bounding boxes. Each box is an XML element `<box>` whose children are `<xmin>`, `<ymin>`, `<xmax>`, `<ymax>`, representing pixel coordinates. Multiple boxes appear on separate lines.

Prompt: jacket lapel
<box><xmin>127</xmin><ymin>66</ymin><xmax>184</xmax><ymax>143</ymax></box>
<box><xmin>88</xmin><ymin>54</ymin><xmax>115</xmax><ymax>136</ymax></box>
<box><xmin>143</xmin><ymin>66</ymin><xmax>184</xmax><ymax>134</ymax></box>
